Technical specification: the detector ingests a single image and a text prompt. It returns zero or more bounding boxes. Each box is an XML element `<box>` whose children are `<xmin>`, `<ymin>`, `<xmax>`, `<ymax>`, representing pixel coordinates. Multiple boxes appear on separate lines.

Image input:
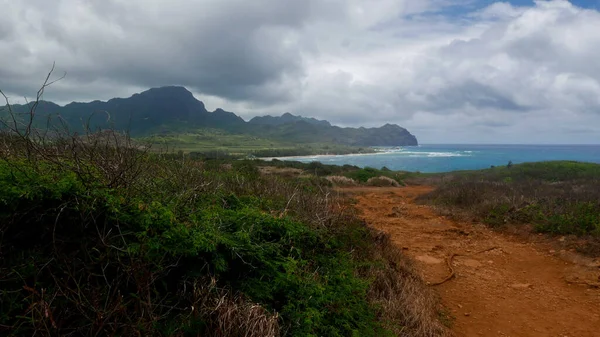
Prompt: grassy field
<box><xmin>139</xmin><ymin>128</ymin><xmax>375</xmax><ymax>157</ymax></box>
<box><xmin>140</xmin><ymin>128</ymin><xmax>280</xmax><ymax>153</ymax></box>
<box><xmin>410</xmin><ymin>161</ymin><xmax>600</xmax><ymax>255</ymax></box>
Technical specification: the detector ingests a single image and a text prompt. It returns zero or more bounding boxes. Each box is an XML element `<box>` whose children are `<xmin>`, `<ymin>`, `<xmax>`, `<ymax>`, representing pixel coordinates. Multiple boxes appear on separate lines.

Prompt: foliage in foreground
<box><xmin>0</xmin><ymin>140</ymin><xmax>447</xmax><ymax>336</ymax></box>
<box><xmin>0</xmin><ymin>158</ymin><xmax>357</xmax><ymax>336</ymax></box>
<box><xmin>416</xmin><ymin>161</ymin><xmax>600</xmax><ymax>243</ymax></box>
<box><xmin>0</xmin><ymin>75</ymin><xmax>446</xmax><ymax>336</ymax></box>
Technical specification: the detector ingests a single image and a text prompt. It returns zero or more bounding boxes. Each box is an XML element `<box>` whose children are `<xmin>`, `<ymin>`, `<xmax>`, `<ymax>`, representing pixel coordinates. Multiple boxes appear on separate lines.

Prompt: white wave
<box><xmin>263</xmin><ymin>148</ymin><xmax>473</xmax><ymax>161</ymax></box>
<box><xmin>269</xmin><ymin>150</ymin><xmax>404</xmax><ymax>161</ymax></box>
<box><xmin>399</xmin><ymin>151</ymin><xmax>469</xmax><ymax>157</ymax></box>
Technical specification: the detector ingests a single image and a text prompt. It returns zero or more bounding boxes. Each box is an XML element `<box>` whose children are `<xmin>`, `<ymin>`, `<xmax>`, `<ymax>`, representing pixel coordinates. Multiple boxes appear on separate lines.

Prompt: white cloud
<box><xmin>1</xmin><ymin>0</ymin><xmax>600</xmax><ymax>143</ymax></box>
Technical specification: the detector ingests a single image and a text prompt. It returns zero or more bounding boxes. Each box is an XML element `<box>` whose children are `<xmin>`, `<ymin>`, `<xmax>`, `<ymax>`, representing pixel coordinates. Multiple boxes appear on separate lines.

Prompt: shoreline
<box><xmin>258</xmin><ymin>151</ymin><xmax>392</xmax><ymax>161</ymax></box>
<box><xmin>254</xmin><ymin>144</ymin><xmax>600</xmax><ymax>174</ymax></box>
<box><xmin>257</xmin><ymin>147</ymin><xmax>415</xmax><ymax>161</ymax></box>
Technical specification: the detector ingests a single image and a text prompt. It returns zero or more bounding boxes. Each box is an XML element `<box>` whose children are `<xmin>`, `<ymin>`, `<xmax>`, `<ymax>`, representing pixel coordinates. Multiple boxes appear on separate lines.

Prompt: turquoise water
<box><xmin>274</xmin><ymin>144</ymin><xmax>600</xmax><ymax>173</ymax></box>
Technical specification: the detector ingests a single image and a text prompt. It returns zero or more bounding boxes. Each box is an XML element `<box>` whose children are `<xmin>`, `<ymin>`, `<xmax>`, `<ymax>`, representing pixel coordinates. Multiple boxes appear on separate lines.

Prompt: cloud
<box><xmin>1</xmin><ymin>0</ymin><xmax>600</xmax><ymax>143</ymax></box>
<box><xmin>290</xmin><ymin>0</ymin><xmax>600</xmax><ymax>143</ymax></box>
<box><xmin>1</xmin><ymin>0</ymin><xmax>310</xmax><ymax>103</ymax></box>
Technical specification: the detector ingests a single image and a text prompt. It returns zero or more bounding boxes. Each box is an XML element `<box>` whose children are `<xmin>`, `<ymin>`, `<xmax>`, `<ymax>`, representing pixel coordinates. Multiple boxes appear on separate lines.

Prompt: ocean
<box><xmin>272</xmin><ymin>144</ymin><xmax>600</xmax><ymax>173</ymax></box>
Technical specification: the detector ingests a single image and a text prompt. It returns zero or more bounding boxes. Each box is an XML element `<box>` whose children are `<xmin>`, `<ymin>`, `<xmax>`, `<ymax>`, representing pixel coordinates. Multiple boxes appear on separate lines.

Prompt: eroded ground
<box><xmin>344</xmin><ymin>186</ymin><xmax>600</xmax><ymax>337</ymax></box>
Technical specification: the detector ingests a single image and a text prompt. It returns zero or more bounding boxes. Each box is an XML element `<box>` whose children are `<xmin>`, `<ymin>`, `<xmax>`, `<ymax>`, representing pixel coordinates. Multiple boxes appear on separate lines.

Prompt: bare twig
<box><xmin>429</xmin><ymin>253</ymin><xmax>457</xmax><ymax>286</ymax></box>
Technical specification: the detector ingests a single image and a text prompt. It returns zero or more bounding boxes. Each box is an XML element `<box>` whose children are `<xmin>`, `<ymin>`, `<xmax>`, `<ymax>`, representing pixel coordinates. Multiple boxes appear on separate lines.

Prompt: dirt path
<box><xmin>345</xmin><ymin>186</ymin><xmax>600</xmax><ymax>337</ymax></box>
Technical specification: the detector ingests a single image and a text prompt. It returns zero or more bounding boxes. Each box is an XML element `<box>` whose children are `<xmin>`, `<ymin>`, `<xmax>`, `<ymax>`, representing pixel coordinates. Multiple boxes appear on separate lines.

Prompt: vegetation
<box><xmin>0</xmin><ymin>85</ymin><xmax>446</xmax><ymax>336</ymax></box>
<box><xmin>4</xmin><ymin>86</ymin><xmax>418</xmax><ymax>155</ymax></box>
<box><xmin>326</xmin><ymin>176</ymin><xmax>359</xmax><ymax>187</ymax></box>
<box><xmin>366</xmin><ymin>176</ymin><xmax>401</xmax><ymax>187</ymax></box>
<box><xmin>249</xmin><ymin>112</ymin><xmax>332</xmax><ymax>127</ymax></box>
<box><xmin>414</xmin><ymin>161</ymin><xmax>600</xmax><ymax>254</ymax></box>
<box><xmin>140</xmin><ymin>128</ymin><xmax>283</xmax><ymax>154</ymax></box>
<box><xmin>256</xmin><ymin>160</ymin><xmax>408</xmax><ymax>186</ymax></box>
<box><xmin>342</xmin><ymin>167</ymin><xmax>406</xmax><ymax>186</ymax></box>
<box><xmin>141</xmin><ymin>129</ymin><xmax>376</xmax><ymax>158</ymax></box>
<box><xmin>1</xmin><ymin>83</ymin><xmax>416</xmax><ymax>158</ymax></box>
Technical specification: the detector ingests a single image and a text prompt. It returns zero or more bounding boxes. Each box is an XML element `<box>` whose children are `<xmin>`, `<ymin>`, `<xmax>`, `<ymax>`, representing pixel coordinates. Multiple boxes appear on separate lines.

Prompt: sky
<box><xmin>1</xmin><ymin>0</ymin><xmax>600</xmax><ymax>144</ymax></box>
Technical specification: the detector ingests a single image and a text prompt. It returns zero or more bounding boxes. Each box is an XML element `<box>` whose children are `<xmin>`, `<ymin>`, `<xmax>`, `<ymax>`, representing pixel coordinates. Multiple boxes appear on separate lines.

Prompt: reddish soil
<box><xmin>344</xmin><ymin>186</ymin><xmax>600</xmax><ymax>337</ymax></box>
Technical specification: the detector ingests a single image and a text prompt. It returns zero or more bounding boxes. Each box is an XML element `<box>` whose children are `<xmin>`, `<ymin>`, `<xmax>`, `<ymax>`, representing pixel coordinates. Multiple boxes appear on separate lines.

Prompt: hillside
<box><xmin>249</xmin><ymin>112</ymin><xmax>332</xmax><ymax>127</ymax></box>
<box><xmin>5</xmin><ymin>87</ymin><xmax>246</xmax><ymax>135</ymax></box>
<box><xmin>0</xmin><ymin>129</ymin><xmax>446</xmax><ymax>336</ymax></box>
<box><xmin>4</xmin><ymin>86</ymin><xmax>418</xmax><ymax>147</ymax></box>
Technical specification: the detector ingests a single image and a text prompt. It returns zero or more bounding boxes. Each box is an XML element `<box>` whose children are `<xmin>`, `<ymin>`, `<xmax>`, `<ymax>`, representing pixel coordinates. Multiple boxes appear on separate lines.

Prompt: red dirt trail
<box><xmin>345</xmin><ymin>186</ymin><xmax>600</xmax><ymax>337</ymax></box>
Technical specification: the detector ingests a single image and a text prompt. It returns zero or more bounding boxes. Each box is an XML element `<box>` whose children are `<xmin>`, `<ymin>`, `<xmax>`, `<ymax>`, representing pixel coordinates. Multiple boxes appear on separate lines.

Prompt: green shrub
<box><xmin>344</xmin><ymin>167</ymin><xmax>380</xmax><ymax>182</ymax></box>
<box><xmin>483</xmin><ymin>203</ymin><xmax>512</xmax><ymax>226</ymax></box>
<box><xmin>366</xmin><ymin>176</ymin><xmax>400</xmax><ymax>187</ymax></box>
<box><xmin>0</xmin><ymin>157</ymin><xmax>388</xmax><ymax>336</ymax></box>
<box><xmin>535</xmin><ymin>202</ymin><xmax>600</xmax><ymax>235</ymax></box>
<box><xmin>418</xmin><ymin>161</ymin><xmax>600</xmax><ymax>242</ymax></box>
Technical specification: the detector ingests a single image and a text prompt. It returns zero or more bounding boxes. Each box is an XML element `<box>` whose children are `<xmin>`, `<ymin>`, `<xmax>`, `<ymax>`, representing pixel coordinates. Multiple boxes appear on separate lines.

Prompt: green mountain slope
<box><xmin>249</xmin><ymin>112</ymin><xmax>332</xmax><ymax>127</ymax></box>
<box><xmin>3</xmin><ymin>86</ymin><xmax>418</xmax><ymax>146</ymax></box>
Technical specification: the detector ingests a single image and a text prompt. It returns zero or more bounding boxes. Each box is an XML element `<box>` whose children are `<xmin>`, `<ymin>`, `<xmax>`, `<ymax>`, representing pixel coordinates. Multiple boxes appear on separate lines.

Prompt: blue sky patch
<box><xmin>437</xmin><ymin>0</ymin><xmax>600</xmax><ymax>18</ymax></box>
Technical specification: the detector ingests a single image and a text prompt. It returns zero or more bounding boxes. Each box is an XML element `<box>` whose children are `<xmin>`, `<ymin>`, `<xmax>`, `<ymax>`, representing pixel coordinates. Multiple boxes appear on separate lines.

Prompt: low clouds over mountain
<box><xmin>1</xmin><ymin>0</ymin><xmax>599</xmax><ymax>143</ymax></box>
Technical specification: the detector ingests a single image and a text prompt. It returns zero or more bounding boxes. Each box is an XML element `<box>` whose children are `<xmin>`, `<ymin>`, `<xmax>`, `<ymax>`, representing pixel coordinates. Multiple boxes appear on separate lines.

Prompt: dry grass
<box><xmin>404</xmin><ymin>173</ymin><xmax>458</xmax><ymax>186</ymax></box>
<box><xmin>326</xmin><ymin>175</ymin><xmax>359</xmax><ymax>186</ymax></box>
<box><xmin>416</xmin><ymin>163</ymin><xmax>600</xmax><ymax>256</ymax></box>
<box><xmin>274</xmin><ymin>187</ymin><xmax>451</xmax><ymax>335</ymax></box>
<box><xmin>258</xmin><ymin>165</ymin><xmax>305</xmax><ymax>177</ymax></box>
<box><xmin>366</xmin><ymin>230</ymin><xmax>450</xmax><ymax>337</ymax></box>
<box><xmin>367</xmin><ymin>176</ymin><xmax>401</xmax><ymax>187</ymax></box>
<box><xmin>188</xmin><ymin>278</ymin><xmax>279</xmax><ymax>337</ymax></box>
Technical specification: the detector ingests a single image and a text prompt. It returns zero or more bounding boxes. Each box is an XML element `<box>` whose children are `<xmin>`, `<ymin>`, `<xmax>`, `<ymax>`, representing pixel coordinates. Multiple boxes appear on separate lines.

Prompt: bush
<box><xmin>344</xmin><ymin>167</ymin><xmax>405</xmax><ymax>186</ymax></box>
<box><xmin>0</xmin><ymin>150</ymin><xmax>443</xmax><ymax>336</ymax></box>
<box><xmin>326</xmin><ymin>175</ymin><xmax>358</xmax><ymax>186</ymax></box>
<box><xmin>417</xmin><ymin>162</ymin><xmax>600</xmax><ymax>243</ymax></box>
<box><xmin>366</xmin><ymin>176</ymin><xmax>401</xmax><ymax>187</ymax></box>
<box><xmin>344</xmin><ymin>167</ymin><xmax>380</xmax><ymax>182</ymax></box>
<box><xmin>0</xmin><ymin>157</ymin><xmax>389</xmax><ymax>336</ymax></box>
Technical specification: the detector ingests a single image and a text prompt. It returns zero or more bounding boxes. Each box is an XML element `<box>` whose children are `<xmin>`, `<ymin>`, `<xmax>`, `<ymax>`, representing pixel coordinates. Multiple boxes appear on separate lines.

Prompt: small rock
<box><xmin>588</xmin><ymin>259</ymin><xmax>600</xmax><ymax>268</ymax></box>
<box><xmin>559</xmin><ymin>236</ymin><xmax>566</xmax><ymax>242</ymax></box>
<box><xmin>549</xmin><ymin>250</ymin><xmax>556</xmax><ymax>254</ymax></box>
<box><xmin>487</xmin><ymin>260</ymin><xmax>494</xmax><ymax>264</ymax></box>
<box><xmin>464</xmin><ymin>312</ymin><xmax>470</xmax><ymax>317</ymax></box>
<box><xmin>457</xmin><ymin>304</ymin><xmax>463</xmax><ymax>308</ymax></box>
<box><xmin>510</xmin><ymin>283</ymin><xmax>532</xmax><ymax>289</ymax></box>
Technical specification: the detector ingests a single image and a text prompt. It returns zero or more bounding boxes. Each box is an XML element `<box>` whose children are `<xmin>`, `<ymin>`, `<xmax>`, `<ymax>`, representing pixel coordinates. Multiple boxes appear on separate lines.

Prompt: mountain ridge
<box><xmin>4</xmin><ymin>86</ymin><xmax>418</xmax><ymax>146</ymax></box>
<box><xmin>249</xmin><ymin>112</ymin><xmax>332</xmax><ymax>127</ymax></box>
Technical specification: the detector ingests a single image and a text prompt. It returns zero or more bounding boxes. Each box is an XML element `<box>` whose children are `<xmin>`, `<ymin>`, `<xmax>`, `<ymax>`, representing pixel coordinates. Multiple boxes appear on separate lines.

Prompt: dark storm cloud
<box><xmin>2</xmin><ymin>0</ymin><xmax>600</xmax><ymax>143</ymax></box>
<box><xmin>0</xmin><ymin>0</ymin><xmax>310</xmax><ymax>103</ymax></box>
